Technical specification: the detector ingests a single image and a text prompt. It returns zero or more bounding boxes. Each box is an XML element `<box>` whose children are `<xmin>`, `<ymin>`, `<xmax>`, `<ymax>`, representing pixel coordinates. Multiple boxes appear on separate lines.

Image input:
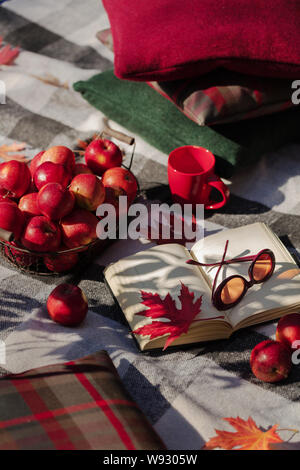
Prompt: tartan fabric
<box><xmin>0</xmin><ymin>351</ymin><xmax>165</xmax><ymax>450</ymax></box>
<box><xmin>97</xmin><ymin>29</ymin><xmax>294</xmax><ymax>126</ymax></box>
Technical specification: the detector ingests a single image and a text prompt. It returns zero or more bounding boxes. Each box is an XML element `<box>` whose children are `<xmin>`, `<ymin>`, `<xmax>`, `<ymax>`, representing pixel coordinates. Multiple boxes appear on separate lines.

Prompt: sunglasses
<box><xmin>187</xmin><ymin>240</ymin><xmax>275</xmax><ymax>310</ymax></box>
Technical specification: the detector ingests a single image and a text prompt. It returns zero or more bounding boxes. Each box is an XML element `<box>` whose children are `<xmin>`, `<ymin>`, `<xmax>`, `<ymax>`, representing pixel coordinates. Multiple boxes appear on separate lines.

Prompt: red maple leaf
<box><xmin>133</xmin><ymin>282</ymin><xmax>224</xmax><ymax>350</ymax></box>
<box><xmin>0</xmin><ymin>37</ymin><xmax>20</xmax><ymax>66</ymax></box>
<box><xmin>203</xmin><ymin>417</ymin><xmax>284</xmax><ymax>450</ymax></box>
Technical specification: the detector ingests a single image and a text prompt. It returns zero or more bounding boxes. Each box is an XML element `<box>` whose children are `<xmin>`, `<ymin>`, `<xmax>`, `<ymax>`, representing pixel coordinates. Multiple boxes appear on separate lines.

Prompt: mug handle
<box><xmin>205</xmin><ymin>176</ymin><xmax>230</xmax><ymax>210</ymax></box>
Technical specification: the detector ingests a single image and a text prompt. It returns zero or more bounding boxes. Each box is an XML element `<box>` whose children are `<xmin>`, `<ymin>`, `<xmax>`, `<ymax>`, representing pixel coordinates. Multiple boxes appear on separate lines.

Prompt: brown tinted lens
<box><xmin>220</xmin><ymin>277</ymin><xmax>245</xmax><ymax>305</ymax></box>
<box><xmin>252</xmin><ymin>253</ymin><xmax>273</xmax><ymax>281</ymax></box>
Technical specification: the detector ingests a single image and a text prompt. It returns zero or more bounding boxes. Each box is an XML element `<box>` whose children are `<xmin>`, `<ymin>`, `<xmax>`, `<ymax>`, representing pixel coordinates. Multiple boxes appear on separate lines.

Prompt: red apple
<box><xmin>19</xmin><ymin>193</ymin><xmax>41</xmax><ymax>219</ymax></box>
<box><xmin>40</xmin><ymin>146</ymin><xmax>75</xmax><ymax>174</ymax></box>
<box><xmin>37</xmin><ymin>183</ymin><xmax>75</xmax><ymax>221</ymax></box>
<box><xmin>4</xmin><ymin>240</ymin><xmax>34</xmax><ymax>267</ymax></box>
<box><xmin>73</xmin><ymin>163</ymin><xmax>93</xmax><ymax>176</ymax></box>
<box><xmin>44</xmin><ymin>247</ymin><xmax>79</xmax><ymax>273</ymax></box>
<box><xmin>21</xmin><ymin>216</ymin><xmax>61</xmax><ymax>252</ymax></box>
<box><xmin>0</xmin><ymin>160</ymin><xmax>31</xmax><ymax>198</ymax></box>
<box><xmin>276</xmin><ymin>313</ymin><xmax>300</xmax><ymax>351</ymax></box>
<box><xmin>85</xmin><ymin>139</ymin><xmax>122</xmax><ymax>175</ymax></box>
<box><xmin>69</xmin><ymin>174</ymin><xmax>105</xmax><ymax>211</ymax></box>
<box><xmin>29</xmin><ymin>151</ymin><xmax>45</xmax><ymax>177</ymax></box>
<box><xmin>60</xmin><ymin>209</ymin><xmax>99</xmax><ymax>248</ymax></box>
<box><xmin>102</xmin><ymin>167</ymin><xmax>138</xmax><ymax>205</ymax></box>
<box><xmin>0</xmin><ymin>202</ymin><xmax>25</xmax><ymax>240</ymax></box>
<box><xmin>0</xmin><ymin>187</ymin><xmax>15</xmax><ymax>204</ymax></box>
<box><xmin>250</xmin><ymin>339</ymin><xmax>292</xmax><ymax>383</ymax></box>
<box><xmin>47</xmin><ymin>283</ymin><xmax>88</xmax><ymax>326</ymax></box>
<box><xmin>34</xmin><ymin>161</ymin><xmax>71</xmax><ymax>190</ymax></box>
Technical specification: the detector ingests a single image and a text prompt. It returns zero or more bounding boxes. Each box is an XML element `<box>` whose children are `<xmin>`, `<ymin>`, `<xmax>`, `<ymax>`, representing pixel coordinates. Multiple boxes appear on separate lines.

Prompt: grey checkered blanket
<box><xmin>1</xmin><ymin>0</ymin><xmax>300</xmax><ymax>450</ymax></box>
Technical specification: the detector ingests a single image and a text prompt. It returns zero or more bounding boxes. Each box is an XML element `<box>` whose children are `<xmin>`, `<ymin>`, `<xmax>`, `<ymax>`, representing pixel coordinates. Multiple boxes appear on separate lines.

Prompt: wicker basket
<box><xmin>0</xmin><ymin>238</ymin><xmax>111</xmax><ymax>276</ymax></box>
<box><xmin>0</xmin><ymin>122</ymin><xmax>136</xmax><ymax>276</ymax></box>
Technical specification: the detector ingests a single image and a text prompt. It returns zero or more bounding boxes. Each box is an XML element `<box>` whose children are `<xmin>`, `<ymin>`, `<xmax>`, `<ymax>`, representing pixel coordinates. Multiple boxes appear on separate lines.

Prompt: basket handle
<box><xmin>102</xmin><ymin>118</ymin><xmax>135</xmax><ymax>146</ymax></box>
<box><xmin>0</xmin><ymin>228</ymin><xmax>13</xmax><ymax>242</ymax></box>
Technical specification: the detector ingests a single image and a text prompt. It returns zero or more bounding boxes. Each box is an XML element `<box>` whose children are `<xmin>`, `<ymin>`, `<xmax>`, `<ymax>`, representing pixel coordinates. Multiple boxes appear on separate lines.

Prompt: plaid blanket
<box><xmin>1</xmin><ymin>0</ymin><xmax>300</xmax><ymax>450</ymax></box>
<box><xmin>0</xmin><ymin>350</ymin><xmax>165</xmax><ymax>450</ymax></box>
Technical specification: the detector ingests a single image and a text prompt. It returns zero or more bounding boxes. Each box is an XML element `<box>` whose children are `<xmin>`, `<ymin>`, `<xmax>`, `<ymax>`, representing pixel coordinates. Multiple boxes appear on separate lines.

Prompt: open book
<box><xmin>104</xmin><ymin>223</ymin><xmax>300</xmax><ymax>351</ymax></box>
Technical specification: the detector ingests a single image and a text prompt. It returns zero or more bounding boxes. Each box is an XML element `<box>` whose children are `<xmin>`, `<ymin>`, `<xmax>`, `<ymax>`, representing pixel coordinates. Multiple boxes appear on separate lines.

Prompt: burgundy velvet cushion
<box><xmin>103</xmin><ymin>0</ymin><xmax>300</xmax><ymax>81</ymax></box>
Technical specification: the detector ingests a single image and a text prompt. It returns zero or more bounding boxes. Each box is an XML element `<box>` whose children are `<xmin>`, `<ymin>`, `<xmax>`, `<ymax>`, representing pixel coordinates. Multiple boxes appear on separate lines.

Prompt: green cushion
<box><xmin>74</xmin><ymin>70</ymin><xmax>300</xmax><ymax>177</ymax></box>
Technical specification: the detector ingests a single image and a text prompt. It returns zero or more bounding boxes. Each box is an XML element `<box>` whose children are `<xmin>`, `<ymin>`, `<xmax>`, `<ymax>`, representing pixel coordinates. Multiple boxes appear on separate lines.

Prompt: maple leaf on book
<box><xmin>0</xmin><ymin>36</ymin><xmax>20</xmax><ymax>66</ymax></box>
<box><xmin>132</xmin><ymin>282</ymin><xmax>224</xmax><ymax>350</ymax></box>
<box><xmin>203</xmin><ymin>416</ymin><xmax>284</xmax><ymax>450</ymax></box>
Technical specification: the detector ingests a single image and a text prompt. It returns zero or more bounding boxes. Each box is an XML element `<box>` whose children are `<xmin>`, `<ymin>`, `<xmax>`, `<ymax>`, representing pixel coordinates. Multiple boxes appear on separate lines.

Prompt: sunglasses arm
<box><xmin>209</xmin><ymin>240</ymin><xmax>230</xmax><ymax>300</ymax></box>
<box><xmin>185</xmin><ymin>240</ymin><xmax>256</xmax><ymax>304</ymax></box>
<box><xmin>186</xmin><ymin>254</ymin><xmax>256</xmax><ymax>268</ymax></box>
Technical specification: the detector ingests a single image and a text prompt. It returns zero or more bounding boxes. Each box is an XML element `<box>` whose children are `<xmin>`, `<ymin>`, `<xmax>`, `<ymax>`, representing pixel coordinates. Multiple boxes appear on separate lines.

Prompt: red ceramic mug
<box><xmin>168</xmin><ymin>146</ymin><xmax>230</xmax><ymax>209</ymax></box>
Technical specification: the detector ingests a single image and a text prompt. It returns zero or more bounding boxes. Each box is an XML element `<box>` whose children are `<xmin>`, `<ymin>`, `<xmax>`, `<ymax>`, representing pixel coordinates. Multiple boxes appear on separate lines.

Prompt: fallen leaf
<box><xmin>0</xmin><ymin>37</ymin><xmax>20</xmax><ymax>65</ymax></box>
<box><xmin>77</xmin><ymin>134</ymin><xmax>103</xmax><ymax>150</ymax></box>
<box><xmin>203</xmin><ymin>416</ymin><xmax>283</xmax><ymax>450</ymax></box>
<box><xmin>0</xmin><ymin>142</ymin><xmax>29</xmax><ymax>162</ymax></box>
<box><xmin>77</xmin><ymin>139</ymin><xmax>88</xmax><ymax>150</ymax></box>
<box><xmin>133</xmin><ymin>283</ymin><xmax>224</xmax><ymax>350</ymax></box>
<box><xmin>30</xmin><ymin>73</ymin><xmax>69</xmax><ymax>89</ymax></box>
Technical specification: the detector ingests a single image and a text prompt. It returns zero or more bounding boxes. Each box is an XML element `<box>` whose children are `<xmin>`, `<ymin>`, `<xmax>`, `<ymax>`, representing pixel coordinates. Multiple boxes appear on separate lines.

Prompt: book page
<box><xmin>191</xmin><ymin>223</ymin><xmax>300</xmax><ymax>328</ymax></box>
<box><xmin>105</xmin><ymin>243</ymin><xmax>229</xmax><ymax>350</ymax></box>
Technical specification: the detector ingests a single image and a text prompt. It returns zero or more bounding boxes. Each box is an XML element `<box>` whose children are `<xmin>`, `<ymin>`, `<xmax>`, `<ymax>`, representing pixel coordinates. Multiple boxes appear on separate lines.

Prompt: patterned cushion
<box><xmin>0</xmin><ymin>351</ymin><xmax>165</xmax><ymax>450</ymax></box>
<box><xmin>102</xmin><ymin>0</ymin><xmax>300</xmax><ymax>81</ymax></box>
<box><xmin>97</xmin><ymin>29</ymin><xmax>294</xmax><ymax>126</ymax></box>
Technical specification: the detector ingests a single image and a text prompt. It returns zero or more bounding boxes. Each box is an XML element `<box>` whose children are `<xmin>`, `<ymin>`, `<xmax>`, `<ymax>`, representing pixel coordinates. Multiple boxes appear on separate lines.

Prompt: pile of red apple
<box><xmin>0</xmin><ymin>139</ymin><xmax>138</xmax><ymax>272</ymax></box>
<box><xmin>250</xmin><ymin>313</ymin><xmax>300</xmax><ymax>383</ymax></box>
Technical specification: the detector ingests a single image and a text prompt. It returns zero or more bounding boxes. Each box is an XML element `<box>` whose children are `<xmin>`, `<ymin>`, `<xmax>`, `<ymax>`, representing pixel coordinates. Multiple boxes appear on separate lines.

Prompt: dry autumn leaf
<box><xmin>0</xmin><ymin>142</ymin><xmax>29</xmax><ymax>163</ymax></box>
<box><xmin>77</xmin><ymin>139</ymin><xmax>89</xmax><ymax>150</ymax></box>
<box><xmin>77</xmin><ymin>134</ymin><xmax>102</xmax><ymax>149</ymax></box>
<box><xmin>74</xmin><ymin>134</ymin><xmax>102</xmax><ymax>156</ymax></box>
<box><xmin>133</xmin><ymin>283</ymin><xmax>224</xmax><ymax>350</ymax></box>
<box><xmin>30</xmin><ymin>73</ymin><xmax>69</xmax><ymax>89</ymax></box>
<box><xmin>203</xmin><ymin>416</ymin><xmax>283</xmax><ymax>450</ymax></box>
<box><xmin>0</xmin><ymin>36</ymin><xmax>20</xmax><ymax>66</ymax></box>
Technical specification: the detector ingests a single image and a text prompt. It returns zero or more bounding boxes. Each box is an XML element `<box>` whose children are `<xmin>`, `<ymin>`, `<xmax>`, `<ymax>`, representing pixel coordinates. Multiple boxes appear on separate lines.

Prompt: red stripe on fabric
<box><xmin>71</xmin><ymin>365</ymin><xmax>136</xmax><ymax>450</ymax></box>
<box><xmin>10</xmin><ymin>377</ymin><xmax>76</xmax><ymax>450</ymax></box>
<box><xmin>203</xmin><ymin>87</ymin><xmax>226</xmax><ymax>112</ymax></box>
<box><xmin>0</xmin><ymin>399</ymin><xmax>138</xmax><ymax>430</ymax></box>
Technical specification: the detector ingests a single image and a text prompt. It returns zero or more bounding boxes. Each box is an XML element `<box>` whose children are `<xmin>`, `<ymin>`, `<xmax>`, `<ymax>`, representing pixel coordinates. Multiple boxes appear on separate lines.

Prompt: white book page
<box><xmin>191</xmin><ymin>223</ymin><xmax>300</xmax><ymax>328</ymax></box>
